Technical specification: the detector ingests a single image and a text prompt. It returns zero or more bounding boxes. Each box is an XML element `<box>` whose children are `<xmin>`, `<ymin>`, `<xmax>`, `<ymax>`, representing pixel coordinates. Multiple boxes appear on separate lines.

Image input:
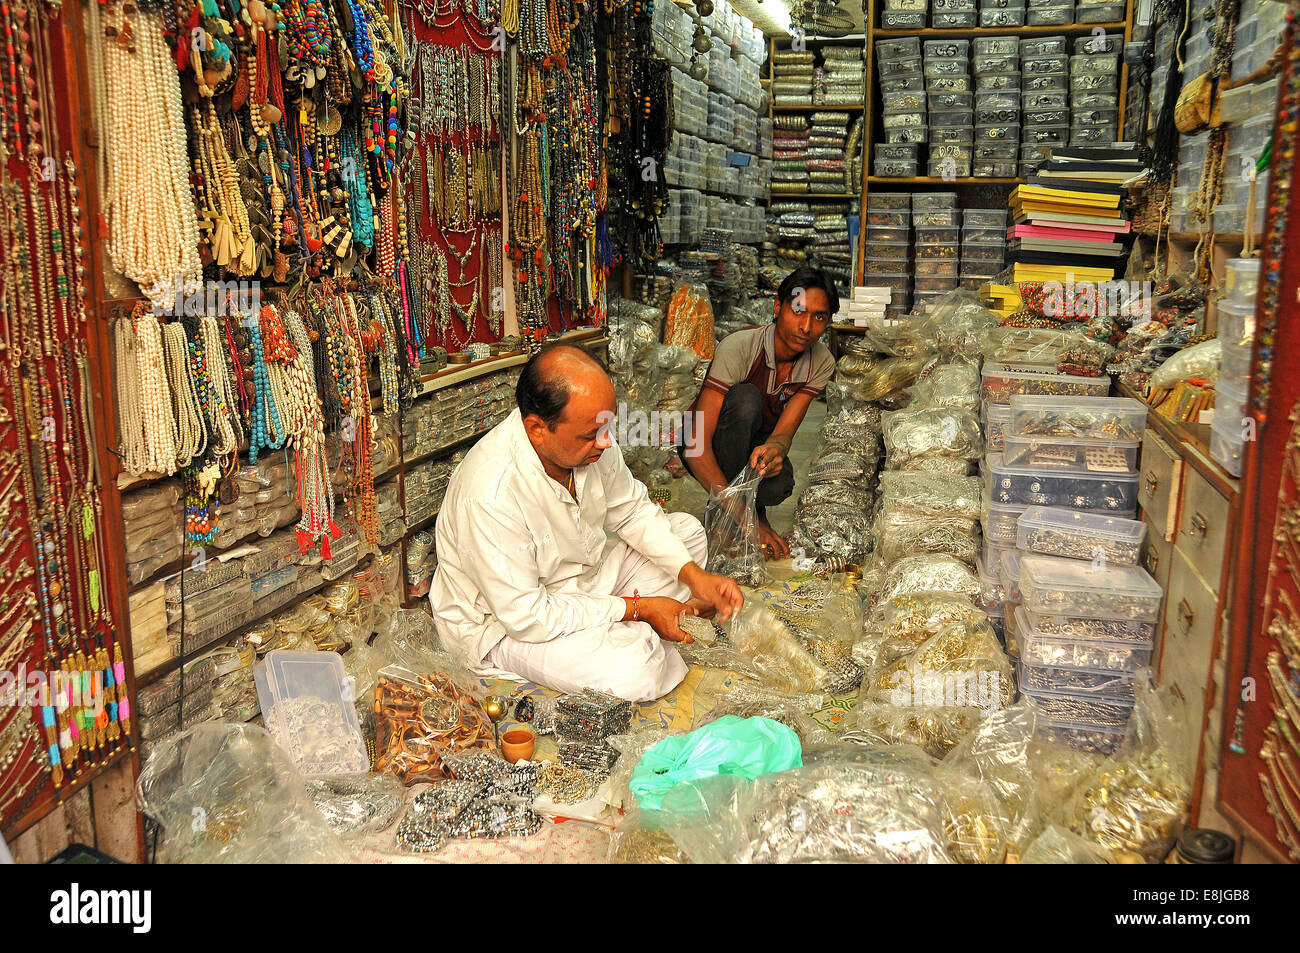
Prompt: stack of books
<box><xmin>1005</xmin><ymin>144</ymin><xmax>1144</xmax><ymax>286</ymax></box>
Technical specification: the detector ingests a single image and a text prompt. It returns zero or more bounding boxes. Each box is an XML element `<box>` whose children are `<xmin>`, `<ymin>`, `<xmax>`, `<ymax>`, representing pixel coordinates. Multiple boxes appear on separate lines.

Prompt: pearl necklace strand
<box><xmin>102</xmin><ymin>7</ymin><xmax>202</xmax><ymax>302</ymax></box>
<box><xmin>161</xmin><ymin>321</ymin><xmax>207</xmax><ymax>468</ymax></box>
<box><xmin>114</xmin><ymin>317</ymin><xmax>148</xmax><ymax>474</ymax></box>
<box><xmin>198</xmin><ymin>316</ymin><xmax>239</xmax><ymax>459</ymax></box>
<box><xmin>133</xmin><ymin>314</ymin><xmax>178</xmax><ymax>474</ymax></box>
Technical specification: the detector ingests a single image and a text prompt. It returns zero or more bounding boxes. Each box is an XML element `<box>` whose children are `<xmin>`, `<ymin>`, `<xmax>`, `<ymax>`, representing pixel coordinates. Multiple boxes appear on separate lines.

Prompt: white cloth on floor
<box><xmin>486</xmin><ymin>511</ymin><xmax>707</xmax><ymax>701</ymax></box>
<box><xmin>430</xmin><ymin>409</ymin><xmax>703</xmax><ymax>701</ymax></box>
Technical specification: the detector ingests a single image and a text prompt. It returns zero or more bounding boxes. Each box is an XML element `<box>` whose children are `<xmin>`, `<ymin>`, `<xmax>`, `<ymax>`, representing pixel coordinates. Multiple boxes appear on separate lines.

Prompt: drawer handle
<box><xmin>1189</xmin><ymin>512</ymin><xmax>1208</xmax><ymax>540</ymax></box>
<box><xmin>1143</xmin><ymin>548</ymin><xmax>1159</xmax><ymax>574</ymax></box>
<box><xmin>1178</xmin><ymin>598</ymin><xmax>1195</xmax><ymax>630</ymax></box>
<box><xmin>1144</xmin><ymin>471</ymin><xmax>1159</xmax><ymax>495</ymax></box>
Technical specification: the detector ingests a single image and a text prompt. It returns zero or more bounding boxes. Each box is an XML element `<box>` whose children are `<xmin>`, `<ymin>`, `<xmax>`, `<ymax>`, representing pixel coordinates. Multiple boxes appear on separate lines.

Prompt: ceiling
<box><xmin>725</xmin><ymin>0</ymin><xmax>866</xmax><ymax>38</ymax></box>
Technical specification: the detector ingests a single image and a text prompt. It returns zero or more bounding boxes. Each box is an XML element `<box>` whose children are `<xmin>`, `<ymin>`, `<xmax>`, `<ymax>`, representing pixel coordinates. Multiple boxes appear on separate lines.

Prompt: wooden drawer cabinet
<box><xmin>1141</xmin><ymin>519</ymin><xmax>1174</xmax><ymax>666</ymax></box>
<box><xmin>1138</xmin><ymin>429</ymin><xmax>1183</xmax><ymax>542</ymax></box>
<box><xmin>1160</xmin><ymin>547</ymin><xmax>1220</xmax><ymax>749</ymax></box>
<box><xmin>1174</xmin><ymin>465</ymin><xmax>1232</xmax><ymax>591</ymax></box>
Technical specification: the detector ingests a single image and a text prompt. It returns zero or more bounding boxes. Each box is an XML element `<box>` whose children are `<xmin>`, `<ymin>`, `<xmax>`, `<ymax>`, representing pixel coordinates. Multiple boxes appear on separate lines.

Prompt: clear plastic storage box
<box><xmin>1019</xmin><ymin>629</ymin><xmax>1153</xmax><ymax>673</ymax></box>
<box><xmin>1019</xmin><ymin>658</ymin><xmax>1140</xmax><ymax>700</ymax></box>
<box><xmin>982</xmin><ymin>497</ymin><xmax>1027</xmax><ymax>544</ymax></box>
<box><xmin>982</xmin><ymin>363</ymin><xmax>1111</xmax><ymax>404</ymax></box>
<box><xmin>1008</xmin><ymin>395</ymin><xmax>1145</xmax><ymax>440</ymax></box>
<box><xmin>1015</xmin><ymin>505</ymin><xmax>1146</xmax><ymax>565</ymax></box>
<box><xmin>1018</xmin><ymin>554</ymin><xmax>1163</xmax><ymax>621</ymax></box>
<box><xmin>254</xmin><ymin>649</ymin><xmax>369</xmax><ymax>777</ymax></box>
<box><xmin>1017</xmin><ymin>606</ymin><xmax>1157</xmax><ymax>644</ymax></box>
<box><xmin>1001</xmin><ymin>432</ymin><xmax>1139</xmax><ymax>473</ymax></box>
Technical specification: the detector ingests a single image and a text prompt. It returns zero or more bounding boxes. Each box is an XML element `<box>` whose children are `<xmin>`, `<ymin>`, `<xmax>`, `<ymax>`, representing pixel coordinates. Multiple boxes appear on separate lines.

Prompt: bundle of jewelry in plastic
<box><xmin>395</xmin><ymin>778</ymin><xmax>542</xmax><ymax>852</ymax></box>
<box><xmin>555</xmin><ymin>691</ymin><xmax>634</xmax><ymax>742</ymax></box>
<box><xmin>305</xmin><ymin>774</ymin><xmax>407</xmax><ymax>837</ymax></box>
<box><xmin>444</xmin><ymin>748</ymin><xmax>540</xmax><ymax>797</ymax></box>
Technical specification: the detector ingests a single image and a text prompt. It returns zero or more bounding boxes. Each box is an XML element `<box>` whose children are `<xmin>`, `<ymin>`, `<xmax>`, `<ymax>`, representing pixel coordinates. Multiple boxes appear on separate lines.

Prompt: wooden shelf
<box><xmin>874</xmin><ymin>22</ymin><xmax>1127</xmax><ymax>37</ymax></box>
<box><xmin>867</xmin><ymin>176</ymin><xmax>1024</xmax><ymax>185</ymax></box>
<box><xmin>770</xmin><ymin>192</ymin><xmax>861</xmax><ymax>199</ymax></box>
<box><xmin>1115</xmin><ymin>380</ymin><xmax>1241</xmax><ymax>500</ymax></box>
<box><xmin>135</xmin><ymin>577</ymin><xmax>331</xmax><ymax>688</ymax></box>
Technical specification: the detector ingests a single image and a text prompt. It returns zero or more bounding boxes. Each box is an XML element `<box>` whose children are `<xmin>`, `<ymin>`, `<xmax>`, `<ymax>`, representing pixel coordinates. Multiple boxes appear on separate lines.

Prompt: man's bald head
<box><xmin>516</xmin><ymin>344</ymin><xmax>614</xmax><ymax>429</ymax></box>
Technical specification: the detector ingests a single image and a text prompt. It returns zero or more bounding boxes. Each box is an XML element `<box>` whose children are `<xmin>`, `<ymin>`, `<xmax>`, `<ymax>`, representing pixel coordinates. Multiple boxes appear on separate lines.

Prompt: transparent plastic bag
<box><xmin>807</xmin><ymin>450</ymin><xmax>869</xmax><ymax>484</ymax></box>
<box><xmin>867</xmin><ymin>620</ymin><xmax>1013</xmax><ymax>712</ymax></box>
<box><xmin>659</xmin><ymin>756</ymin><xmax>956</xmax><ymax>863</ymax></box>
<box><xmin>136</xmin><ymin>722</ymin><xmax>352</xmax><ymax>863</ymax></box>
<box><xmin>943</xmin><ymin>698</ymin><xmax>1040</xmax><ymax>849</ymax></box>
<box><xmin>1021</xmin><ymin>824</ymin><xmax>1114</xmax><ymax>863</ymax></box>
<box><xmin>877</xmin><ymin>471</ymin><xmax>983</xmax><ymax>519</ymax></box>
<box><xmin>876</xmin><ymin>553</ymin><xmax>981</xmax><ymax>607</ymax></box>
<box><xmin>795</xmin><ymin>480</ymin><xmax>875</xmax><ymax>513</ymax></box>
<box><xmin>791</xmin><ymin>503</ymin><xmax>873</xmax><ymax>558</ymax></box>
<box><xmin>872</xmin><ymin>511</ymin><xmax>981</xmax><ymax>567</ymax></box>
<box><xmin>1149</xmin><ymin>338</ymin><xmax>1221</xmax><ymax>391</ymax></box>
<box><xmin>304</xmin><ymin>772</ymin><xmax>408</xmax><ymax>838</ymax></box>
<box><xmin>680</xmin><ymin>600</ymin><xmax>827</xmax><ymax>693</ymax></box>
<box><xmin>609</xmin><ymin>805</ymin><xmax>692</xmax><ymax>864</ymax></box>
<box><xmin>874</xmin><ymin>591</ymin><xmax>987</xmax><ymax>662</ymax></box>
<box><xmin>372</xmin><ymin>666</ymin><xmax>495</xmax><ymax>785</ymax></box>
<box><xmin>851</xmin><ymin>702</ymin><xmax>984</xmax><ymax>759</ymax></box>
<box><xmin>906</xmin><ymin>362</ymin><xmax>981</xmax><ymax>412</ymax></box>
<box><xmin>705</xmin><ymin>466</ymin><xmax>769</xmax><ymax>588</ymax></box>
<box><xmin>883</xmin><ymin>406</ymin><xmax>983</xmax><ymax>467</ymax></box>
<box><xmin>858</xmin><ymin>353</ymin><xmax>936</xmax><ymax>401</ymax></box>
<box><xmin>1063</xmin><ymin>678</ymin><xmax>1193</xmax><ymax>862</ymax></box>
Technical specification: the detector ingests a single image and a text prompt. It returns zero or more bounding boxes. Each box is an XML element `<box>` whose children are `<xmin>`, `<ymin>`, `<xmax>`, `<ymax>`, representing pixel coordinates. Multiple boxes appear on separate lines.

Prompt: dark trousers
<box><xmin>683</xmin><ymin>382</ymin><xmax>795</xmax><ymax>513</ymax></box>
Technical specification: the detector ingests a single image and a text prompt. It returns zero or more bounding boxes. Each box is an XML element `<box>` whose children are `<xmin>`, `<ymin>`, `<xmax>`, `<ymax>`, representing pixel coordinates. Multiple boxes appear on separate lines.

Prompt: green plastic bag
<box><xmin>629</xmin><ymin>716</ymin><xmax>802</xmax><ymax>811</ymax></box>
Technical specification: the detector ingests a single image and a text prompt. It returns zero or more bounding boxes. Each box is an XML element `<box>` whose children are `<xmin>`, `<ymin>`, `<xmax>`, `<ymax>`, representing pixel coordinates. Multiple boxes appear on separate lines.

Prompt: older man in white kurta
<box><xmin>429</xmin><ymin>346</ymin><xmax>742</xmax><ymax>702</ymax></box>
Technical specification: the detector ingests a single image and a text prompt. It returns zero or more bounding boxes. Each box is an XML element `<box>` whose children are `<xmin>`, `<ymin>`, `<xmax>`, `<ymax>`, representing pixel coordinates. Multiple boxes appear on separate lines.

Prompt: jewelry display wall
<box><xmin>1220</xmin><ymin>21</ymin><xmax>1300</xmax><ymax>864</ymax></box>
<box><xmin>403</xmin><ymin>5</ymin><xmax>506</xmax><ymax>352</ymax></box>
<box><xmin>0</xmin><ymin>0</ymin><xmax>134</xmax><ymax>835</ymax></box>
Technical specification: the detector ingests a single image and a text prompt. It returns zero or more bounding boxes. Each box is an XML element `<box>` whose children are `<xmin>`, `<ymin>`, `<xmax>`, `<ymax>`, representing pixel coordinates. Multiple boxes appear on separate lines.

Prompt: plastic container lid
<box><xmin>254</xmin><ymin>649</ymin><xmax>369</xmax><ymax>777</ymax></box>
<box><xmin>1016</xmin><ymin>505</ymin><xmax>1146</xmax><ymax>562</ymax></box>
<box><xmin>1018</xmin><ymin>553</ymin><xmax>1164</xmax><ymax>622</ymax></box>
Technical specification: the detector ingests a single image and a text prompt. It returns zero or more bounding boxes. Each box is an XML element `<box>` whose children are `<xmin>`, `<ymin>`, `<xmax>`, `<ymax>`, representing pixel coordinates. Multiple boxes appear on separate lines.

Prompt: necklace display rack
<box><xmin>2</xmin><ymin>0</ymin><xmax>632</xmax><ymax>858</ymax></box>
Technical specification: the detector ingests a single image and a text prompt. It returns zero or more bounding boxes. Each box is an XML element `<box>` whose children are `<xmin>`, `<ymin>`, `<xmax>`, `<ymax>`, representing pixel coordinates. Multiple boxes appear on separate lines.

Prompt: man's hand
<box><xmin>679</xmin><ymin>562</ymin><xmax>744</xmax><ymax>622</ymax></box>
<box><xmin>756</xmin><ymin>518</ymin><xmax>790</xmax><ymax>560</ymax></box>
<box><xmin>749</xmin><ymin>441</ymin><xmax>786</xmax><ymax>478</ymax></box>
<box><xmin>633</xmin><ymin>596</ymin><xmax>696</xmax><ymax>643</ymax></box>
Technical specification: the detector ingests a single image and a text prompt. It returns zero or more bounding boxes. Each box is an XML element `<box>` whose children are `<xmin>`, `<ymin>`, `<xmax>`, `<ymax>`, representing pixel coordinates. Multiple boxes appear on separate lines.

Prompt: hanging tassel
<box><xmin>297</xmin><ymin>528</ymin><xmax>312</xmax><ymax>554</ymax></box>
<box><xmin>320</xmin><ymin>532</ymin><xmax>332</xmax><ymax>560</ymax></box>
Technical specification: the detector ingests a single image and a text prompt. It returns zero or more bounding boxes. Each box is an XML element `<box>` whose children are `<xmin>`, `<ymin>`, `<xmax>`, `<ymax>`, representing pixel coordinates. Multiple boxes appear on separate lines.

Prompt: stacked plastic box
<box><xmin>977</xmin><ymin>378</ymin><xmax>1120</xmax><ymax>637</ymax></box>
<box><xmin>1211</xmin><ymin>258</ymin><xmax>1261</xmax><ymax>476</ymax></box>
<box><xmin>880</xmin><ymin>0</ymin><xmax>927</xmax><ymax>30</ymax></box>
<box><xmin>1216</xmin><ymin>113</ymin><xmax>1272</xmax><ymax>233</ymax></box>
<box><xmin>1017</xmin><ymin>38</ymin><xmax>1070</xmax><ymax>172</ymax></box>
<box><xmin>1008</xmin><ymin>510</ymin><xmax>1161</xmax><ymax>754</ymax></box>
<box><xmin>973</xmin><ymin>36</ymin><xmax>1019</xmax><ymax>177</ymax></box>
<box><xmin>960</xmin><ymin>208</ymin><xmax>1006</xmax><ymax>289</ymax></box>
<box><xmin>980</xmin><ymin>0</ymin><xmax>1025</xmax><ymax>29</ymax></box>
<box><xmin>861</xmin><ymin>193</ymin><xmax>912</xmax><ymax>312</ymax></box>
<box><xmin>875</xmin><ymin>36</ymin><xmax>925</xmax><ymax>176</ymax></box>
<box><xmin>1068</xmin><ymin>35</ymin><xmax>1120</xmax><ymax>147</ymax></box>
<box><xmin>1074</xmin><ymin>0</ymin><xmax>1124</xmax><ymax>21</ymax></box>
<box><xmin>1028</xmin><ymin>0</ymin><xmax>1072</xmax><ymax>25</ymax></box>
<box><xmin>912</xmin><ymin>191</ymin><xmax>959</xmax><ymax>308</ymax></box>
<box><xmin>925</xmin><ymin>38</ymin><xmax>973</xmax><ymax>178</ymax></box>
<box><xmin>932</xmin><ymin>0</ymin><xmax>977</xmax><ymax>28</ymax></box>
